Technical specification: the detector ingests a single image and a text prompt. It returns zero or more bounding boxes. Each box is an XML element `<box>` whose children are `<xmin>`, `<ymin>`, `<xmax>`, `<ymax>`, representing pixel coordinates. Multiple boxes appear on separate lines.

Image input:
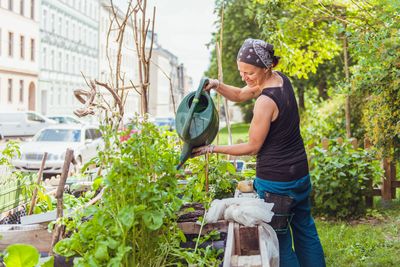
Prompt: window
<box><xmin>20</xmin><ymin>35</ymin><xmax>25</xmax><ymax>59</ymax></box>
<box><xmin>58</xmin><ymin>17</ymin><xmax>62</xmax><ymax>35</ymax></box>
<box><xmin>7</xmin><ymin>79</ymin><xmax>12</xmax><ymax>103</ymax></box>
<box><xmin>42</xmin><ymin>47</ymin><xmax>46</xmax><ymax>68</ymax></box>
<box><xmin>65</xmin><ymin>20</ymin><xmax>69</xmax><ymax>38</ymax></box>
<box><xmin>65</xmin><ymin>54</ymin><xmax>69</xmax><ymax>73</ymax></box>
<box><xmin>85</xmin><ymin>129</ymin><xmax>92</xmax><ymax>140</ymax></box>
<box><xmin>72</xmin><ymin>23</ymin><xmax>75</xmax><ymax>41</ymax></box>
<box><xmin>30</xmin><ymin>38</ymin><xmax>35</xmax><ymax>61</ymax></box>
<box><xmin>51</xmin><ymin>50</ymin><xmax>54</xmax><ymax>69</ymax></box>
<box><xmin>30</xmin><ymin>0</ymin><xmax>35</xmax><ymax>19</ymax></box>
<box><xmin>8</xmin><ymin>0</ymin><xmax>13</xmax><ymax>11</ymax></box>
<box><xmin>27</xmin><ymin>112</ymin><xmax>45</xmax><ymax>122</ymax></box>
<box><xmin>58</xmin><ymin>51</ymin><xmax>61</xmax><ymax>71</ymax></box>
<box><xmin>8</xmin><ymin>32</ymin><xmax>13</xmax><ymax>57</ymax></box>
<box><xmin>19</xmin><ymin>80</ymin><xmax>24</xmax><ymax>102</ymax></box>
<box><xmin>51</xmin><ymin>14</ymin><xmax>55</xmax><ymax>32</ymax></box>
<box><xmin>20</xmin><ymin>0</ymin><xmax>24</xmax><ymax>15</ymax></box>
<box><xmin>42</xmin><ymin>9</ymin><xmax>47</xmax><ymax>30</ymax></box>
<box><xmin>50</xmin><ymin>87</ymin><xmax>54</xmax><ymax>105</ymax></box>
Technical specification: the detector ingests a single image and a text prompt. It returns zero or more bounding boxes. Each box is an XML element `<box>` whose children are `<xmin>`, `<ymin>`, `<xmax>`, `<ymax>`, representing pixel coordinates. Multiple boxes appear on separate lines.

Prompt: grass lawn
<box><xmin>316</xmin><ymin>199</ymin><xmax>400</xmax><ymax>266</ymax></box>
<box><xmin>216</xmin><ymin>123</ymin><xmax>250</xmax><ymax>145</ymax></box>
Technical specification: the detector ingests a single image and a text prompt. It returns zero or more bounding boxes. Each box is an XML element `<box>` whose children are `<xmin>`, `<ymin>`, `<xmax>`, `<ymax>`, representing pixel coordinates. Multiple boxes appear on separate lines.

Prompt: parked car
<box><xmin>154</xmin><ymin>117</ymin><xmax>175</xmax><ymax>131</ymax></box>
<box><xmin>47</xmin><ymin>115</ymin><xmax>85</xmax><ymax>124</ymax></box>
<box><xmin>0</xmin><ymin>111</ymin><xmax>56</xmax><ymax>138</ymax></box>
<box><xmin>12</xmin><ymin>124</ymin><xmax>103</xmax><ymax>175</ymax></box>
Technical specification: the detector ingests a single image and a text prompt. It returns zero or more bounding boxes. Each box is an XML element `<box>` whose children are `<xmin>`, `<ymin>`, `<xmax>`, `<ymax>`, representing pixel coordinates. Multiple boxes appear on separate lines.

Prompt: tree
<box><xmin>350</xmin><ymin>0</ymin><xmax>400</xmax><ymax>157</ymax></box>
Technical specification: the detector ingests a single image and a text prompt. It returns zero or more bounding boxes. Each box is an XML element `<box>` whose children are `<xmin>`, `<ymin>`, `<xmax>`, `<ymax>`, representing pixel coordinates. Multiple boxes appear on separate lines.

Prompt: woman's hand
<box><xmin>192</xmin><ymin>144</ymin><xmax>215</xmax><ymax>157</ymax></box>
<box><xmin>204</xmin><ymin>79</ymin><xmax>220</xmax><ymax>91</ymax></box>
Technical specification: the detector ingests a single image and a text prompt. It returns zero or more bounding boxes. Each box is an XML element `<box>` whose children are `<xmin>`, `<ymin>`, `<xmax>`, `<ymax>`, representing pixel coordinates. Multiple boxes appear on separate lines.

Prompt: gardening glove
<box><xmin>204</xmin><ymin>79</ymin><xmax>220</xmax><ymax>91</ymax></box>
<box><xmin>191</xmin><ymin>144</ymin><xmax>215</xmax><ymax>157</ymax></box>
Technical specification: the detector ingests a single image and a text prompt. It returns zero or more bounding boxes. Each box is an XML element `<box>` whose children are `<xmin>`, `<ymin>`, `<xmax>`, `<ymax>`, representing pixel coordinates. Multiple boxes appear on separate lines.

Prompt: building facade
<box><xmin>1</xmin><ymin>0</ymin><xmax>191</xmax><ymax>119</ymax></box>
<box><xmin>0</xmin><ymin>0</ymin><xmax>39</xmax><ymax>112</ymax></box>
<box><xmin>39</xmin><ymin>0</ymin><xmax>99</xmax><ymax>115</ymax></box>
<box><xmin>149</xmin><ymin>43</ymin><xmax>188</xmax><ymax>117</ymax></box>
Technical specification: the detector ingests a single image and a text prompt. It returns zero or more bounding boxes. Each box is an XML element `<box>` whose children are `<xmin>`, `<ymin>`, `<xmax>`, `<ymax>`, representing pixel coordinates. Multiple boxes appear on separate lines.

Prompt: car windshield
<box><xmin>154</xmin><ymin>118</ymin><xmax>175</xmax><ymax>126</ymax></box>
<box><xmin>34</xmin><ymin>129</ymin><xmax>81</xmax><ymax>142</ymax></box>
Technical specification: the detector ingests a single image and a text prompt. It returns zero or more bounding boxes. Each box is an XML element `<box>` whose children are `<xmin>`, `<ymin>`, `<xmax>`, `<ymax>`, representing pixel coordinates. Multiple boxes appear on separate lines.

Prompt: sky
<box><xmin>116</xmin><ymin>0</ymin><xmax>218</xmax><ymax>87</ymax></box>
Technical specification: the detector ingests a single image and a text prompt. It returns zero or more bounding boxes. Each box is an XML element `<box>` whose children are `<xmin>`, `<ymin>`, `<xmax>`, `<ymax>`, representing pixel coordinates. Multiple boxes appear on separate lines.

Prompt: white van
<box><xmin>0</xmin><ymin>111</ymin><xmax>56</xmax><ymax>138</ymax></box>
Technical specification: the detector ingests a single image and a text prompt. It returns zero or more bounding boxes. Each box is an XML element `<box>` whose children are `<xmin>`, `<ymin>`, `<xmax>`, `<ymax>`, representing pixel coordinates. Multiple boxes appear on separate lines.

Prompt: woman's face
<box><xmin>237</xmin><ymin>61</ymin><xmax>267</xmax><ymax>87</ymax></box>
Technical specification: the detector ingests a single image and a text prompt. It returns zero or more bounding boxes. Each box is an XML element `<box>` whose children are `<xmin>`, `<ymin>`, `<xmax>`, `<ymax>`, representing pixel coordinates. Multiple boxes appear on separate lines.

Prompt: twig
<box><xmin>28</xmin><ymin>152</ymin><xmax>48</xmax><ymax>215</ymax></box>
<box><xmin>49</xmin><ymin>149</ymin><xmax>74</xmax><ymax>255</ymax></box>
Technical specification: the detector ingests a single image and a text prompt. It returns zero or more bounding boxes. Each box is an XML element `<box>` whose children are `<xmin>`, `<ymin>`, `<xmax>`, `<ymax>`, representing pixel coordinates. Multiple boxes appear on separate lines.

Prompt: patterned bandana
<box><xmin>237</xmin><ymin>38</ymin><xmax>277</xmax><ymax>68</ymax></box>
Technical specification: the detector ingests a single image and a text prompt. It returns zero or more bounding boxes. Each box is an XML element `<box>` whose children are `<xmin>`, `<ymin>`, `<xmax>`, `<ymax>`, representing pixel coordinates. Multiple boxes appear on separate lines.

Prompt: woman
<box><xmin>193</xmin><ymin>38</ymin><xmax>325</xmax><ymax>267</ymax></box>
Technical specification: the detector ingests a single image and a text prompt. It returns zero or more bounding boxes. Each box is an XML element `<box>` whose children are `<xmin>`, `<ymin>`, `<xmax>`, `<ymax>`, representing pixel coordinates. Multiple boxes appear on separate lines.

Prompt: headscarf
<box><xmin>237</xmin><ymin>38</ymin><xmax>280</xmax><ymax>68</ymax></box>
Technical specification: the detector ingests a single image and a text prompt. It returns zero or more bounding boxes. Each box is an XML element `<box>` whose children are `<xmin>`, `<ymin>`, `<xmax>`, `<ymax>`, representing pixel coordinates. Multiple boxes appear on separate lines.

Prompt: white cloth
<box><xmin>205</xmin><ymin>197</ymin><xmax>274</xmax><ymax>226</ymax></box>
<box><xmin>205</xmin><ymin>197</ymin><xmax>279</xmax><ymax>267</ymax></box>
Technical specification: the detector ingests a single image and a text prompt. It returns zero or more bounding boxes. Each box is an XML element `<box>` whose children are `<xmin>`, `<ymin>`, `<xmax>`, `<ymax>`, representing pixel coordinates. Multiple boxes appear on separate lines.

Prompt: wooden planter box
<box><xmin>0</xmin><ymin>224</ymin><xmax>52</xmax><ymax>252</ymax></box>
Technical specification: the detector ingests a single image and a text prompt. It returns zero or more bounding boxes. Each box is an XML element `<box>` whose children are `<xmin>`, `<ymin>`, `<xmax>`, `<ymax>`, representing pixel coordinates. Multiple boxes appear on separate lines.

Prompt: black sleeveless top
<box><xmin>256</xmin><ymin>72</ymin><xmax>308</xmax><ymax>182</ymax></box>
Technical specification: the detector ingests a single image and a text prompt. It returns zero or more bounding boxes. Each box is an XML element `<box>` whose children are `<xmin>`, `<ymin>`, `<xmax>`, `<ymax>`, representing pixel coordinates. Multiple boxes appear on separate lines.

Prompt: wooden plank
<box><xmin>239</xmin><ymin>226</ymin><xmax>259</xmax><ymax>255</ymax></box>
<box><xmin>0</xmin><ymin>224</ymin><xmax>52</xmax><ymax>252</ymax></box>
<box><xmin>223</xmin><ymin>222</ymin><xmax>235</xmax><ymax>267</ymax></box>
<box><xmin>372</xmin><ymin>188</ymin><xmax>382</xmax><ymax>196</ymax></box>
<box><xmin>177</xmin><ymin>220</ymin><xmax>228</xmax><ymax>234</ymax></box>
<box><xmin>392</xmin><ymin>181</ymin><xmax>400</xmax><ymax>188</ymax></box>
<box><xmin>234</xmin><ymin>223</ymin><xmax>241</xmax><ymax>256</ymax></box>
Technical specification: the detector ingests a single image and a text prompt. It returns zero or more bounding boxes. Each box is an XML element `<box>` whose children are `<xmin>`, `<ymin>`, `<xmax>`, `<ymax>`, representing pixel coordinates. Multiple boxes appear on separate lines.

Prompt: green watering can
<box><xmin>175</xmin><ymin>78</ymin><xmax>219</xmax><ymax>169</ymax></box>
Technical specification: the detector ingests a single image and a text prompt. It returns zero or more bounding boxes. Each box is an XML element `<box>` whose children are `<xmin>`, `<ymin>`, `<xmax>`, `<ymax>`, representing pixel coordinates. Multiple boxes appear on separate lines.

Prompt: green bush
<box><xmin>309</xmin><ymin>139</ymin><xmax>383</xmax><ymax>219</ymax></box>
<box><xmin>301</xmin><ymin>94</ymin><xmax>346</xmax><ymax>148</ymax></box>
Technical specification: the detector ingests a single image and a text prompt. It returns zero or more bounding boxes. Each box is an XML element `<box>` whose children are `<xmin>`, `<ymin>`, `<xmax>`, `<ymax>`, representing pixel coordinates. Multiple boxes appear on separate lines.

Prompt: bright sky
<box><xmin>116</xmin><ymin>0</ymin><xmax>218</xmax><ymax>87</ymax></box>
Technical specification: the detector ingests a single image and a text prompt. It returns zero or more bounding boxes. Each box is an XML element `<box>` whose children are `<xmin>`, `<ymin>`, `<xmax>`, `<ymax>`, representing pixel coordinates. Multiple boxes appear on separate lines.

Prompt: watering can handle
<box><xmin>181</xmin><ymin>77</ymin><xmax>210</xmax><ymax>140</ymax></box>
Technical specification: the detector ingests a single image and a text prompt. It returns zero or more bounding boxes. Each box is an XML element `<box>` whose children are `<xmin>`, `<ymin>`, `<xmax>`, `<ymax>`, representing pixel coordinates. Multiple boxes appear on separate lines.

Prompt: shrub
<box><xmin>309</xmin><ymin>139</ymin><xmax>383</xmax><ymax>219</ymax></box>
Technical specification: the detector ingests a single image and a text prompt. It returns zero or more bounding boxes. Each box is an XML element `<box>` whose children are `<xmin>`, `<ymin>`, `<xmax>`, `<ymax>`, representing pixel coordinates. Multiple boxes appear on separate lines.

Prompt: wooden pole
<box><xmin>382</xmin><ymin>158</ymin><xmax>392</xmax><ymax>203</ymax></box>
<box><xmin>390</xmin><ymin>161</ymin><xmax>397</xmax><ymax>199</ymax></box>
<box><xmin>364</xmin><ymin>138</ymin><xmax>374</xmax><ymax>208</ymax></box>
<box><xmin>49</xmin><ymin>149</ymin><xmax>74</xmax><ymax>255</ymax></box>
<box><xmin>343</xmin><ymin>28</ymin><xmax>351</xmax><ymax>138</ymax></box>
<box><xmin>28</xmin><ymin>152</ymin><xmax>48</xmax><ymax>215</ymax></box>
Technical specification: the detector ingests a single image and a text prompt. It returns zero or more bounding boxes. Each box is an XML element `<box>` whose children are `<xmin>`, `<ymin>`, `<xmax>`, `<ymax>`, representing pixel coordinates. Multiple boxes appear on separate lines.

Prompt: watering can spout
<box><xmin>175</xmin><ymin>77</ymin><xmax>219</xmax><ymax>170</ymax></box>
<box><xmin>176</xmin><ymin>143</ymin><xmax>192</xmax><ymax>170</ymax></box>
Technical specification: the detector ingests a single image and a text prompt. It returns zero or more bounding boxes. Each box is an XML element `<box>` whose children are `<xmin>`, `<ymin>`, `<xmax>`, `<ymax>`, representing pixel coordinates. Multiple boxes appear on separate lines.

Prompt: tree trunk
<box><xmin>297</xmin><ymin>85</ymin><xmax>305</xmax><ymax>111</ymax></box>
<box><xmin>317</xmin><ymin>78</ymin><xmax>328</xmax><ymax>100</ymax></box>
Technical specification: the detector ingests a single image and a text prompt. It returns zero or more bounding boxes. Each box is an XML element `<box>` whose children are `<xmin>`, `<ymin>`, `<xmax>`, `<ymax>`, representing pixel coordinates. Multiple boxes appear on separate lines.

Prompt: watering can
<box><xmin>175</xmin><ymin>78</ymin><xmax>219</xmax><ymax>169</ymax></box>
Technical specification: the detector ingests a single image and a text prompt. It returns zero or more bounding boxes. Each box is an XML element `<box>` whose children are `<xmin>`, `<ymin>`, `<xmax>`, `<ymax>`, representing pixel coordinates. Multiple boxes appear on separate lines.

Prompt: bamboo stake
<box><xmin>28</xmin><ymin>152</ymin><xmax>48</xmax><ymax>215</ymax></box>
<box><xmin>205</xmin><ymin>152</ymin><xmax>209</xmax><ymax>192</ymax></box>
<box><xmin>343</xmin><ymin>22</ymin><xmax>351</xmax><ymax>138</ymax></box>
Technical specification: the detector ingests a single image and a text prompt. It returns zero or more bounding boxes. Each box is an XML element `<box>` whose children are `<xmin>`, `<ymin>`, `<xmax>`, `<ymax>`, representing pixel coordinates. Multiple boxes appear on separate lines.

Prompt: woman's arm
<box><xmin>216</xmin><ymin>82</ymin><xmax>260</xmax><ymax>103</ymax></box>
<box><xmin>192</xmin><ymin>95</ymin><xmax>277</xmax><ymax>157</ymax></box>
<box><xmin>205</xmin><ymin>79</ymin><xmax>259</xmax><ymax>103</ymax></box>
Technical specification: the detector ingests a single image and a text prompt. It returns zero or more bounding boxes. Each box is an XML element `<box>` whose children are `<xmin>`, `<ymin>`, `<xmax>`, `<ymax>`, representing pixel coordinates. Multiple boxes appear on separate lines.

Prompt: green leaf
<box><xmin>94</xmin><ymin>242</ymin><xmax>109</xmax><ymax>261</ymax></box>
<box><xmin>38</xmin><ymin>256</ymin><xmax>54</xmax><ymax>267</ymax></box>
<box><xmin>53</xmin><ymin>238</ymin><xmax>76</xmax><ymax>258</ymax></box>
<box><xmin>118</xmin><ymin>206</ymin><xmax>135</xmax><ymax>228</ymax></box>
<box><xmin>142</xmin><ymin>210</ymin><xmax>164</xmax><ymax>230</ymax></box>
<box><xmin>4</xmin><ymin>244</ymin><xmax>39</xmax><ymax>267</ymax></box>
